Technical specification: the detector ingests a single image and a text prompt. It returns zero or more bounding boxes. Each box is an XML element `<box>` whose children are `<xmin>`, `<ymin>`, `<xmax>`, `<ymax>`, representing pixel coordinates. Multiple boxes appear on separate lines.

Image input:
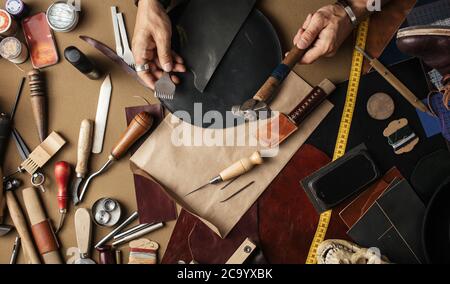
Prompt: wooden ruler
<box><xmin>305</xmin><ymin>18</ymin><xmax>370</xmax><ymax>264</ymax></box>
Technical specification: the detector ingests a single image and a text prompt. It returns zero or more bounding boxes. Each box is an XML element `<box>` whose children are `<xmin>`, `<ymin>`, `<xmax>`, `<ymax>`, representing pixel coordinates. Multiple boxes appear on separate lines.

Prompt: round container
<box><xmin>0</xmin><ymin>37</ymin><xmax>28</xmax><ymax>64</ymax></box>
<box><xmin>46</xmin><ymin>1</ymin><xmax>79</xmax><ymax>32</ymax></box>
<box><xmin>5</xmin><ymin>0</ymin><xmax>29</xmax><ymax>19</ymax></box>
<box><xmin>0</xmin><ymin>9</ymin><xmax>18</xmax><ymax>36</ymax></box>
<box><xmin>91</xmin><ymin>198</ymin><xmax>122</xmax><ymax>227</ymax></box>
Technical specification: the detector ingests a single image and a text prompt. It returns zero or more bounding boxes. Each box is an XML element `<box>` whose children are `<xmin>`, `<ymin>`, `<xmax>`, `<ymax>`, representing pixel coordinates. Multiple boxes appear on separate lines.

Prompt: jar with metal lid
<box><xmin>0</xmin><ymin>9</ymin><xmax>18</xmax><ymax>36</ymax></box>
<box><xmin>5</xmin><ymin>0</ymin><xmax>29</xmax><ymax>19</ymax></box>
<box><xmin>46</xmin><ymin>1</ymin><xmax>79</xmax><ymax>32</ymax></box>
<box><xmin>0</xmin><ymin>36</ymin><xmax>28</xmax><ymax>64</ymax></box>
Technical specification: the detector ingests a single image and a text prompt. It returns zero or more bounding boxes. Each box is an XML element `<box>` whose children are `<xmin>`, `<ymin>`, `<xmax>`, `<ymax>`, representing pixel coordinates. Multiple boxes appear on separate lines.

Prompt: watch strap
<box><xmin>336</xmin><ymin>0</ymin><xmax>358</xmax><ymax>27</ymax></box>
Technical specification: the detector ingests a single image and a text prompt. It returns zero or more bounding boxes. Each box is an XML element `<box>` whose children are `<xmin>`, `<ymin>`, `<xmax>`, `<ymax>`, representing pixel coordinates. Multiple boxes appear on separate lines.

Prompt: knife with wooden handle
<box><xmin>72</xmin><ymin>119</ymin><xmax>94</xmax><ymax>205</ymax></box>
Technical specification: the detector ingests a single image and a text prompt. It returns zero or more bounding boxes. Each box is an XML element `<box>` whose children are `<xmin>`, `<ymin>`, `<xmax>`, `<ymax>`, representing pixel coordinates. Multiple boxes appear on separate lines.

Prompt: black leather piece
<box><xmin>411</xmin><ymin>149</ymin><xmax>450</xmax><ymax>204</ymax></box>
<box><xmin>307</xmin><ymin>58</ymin><xmax>448</xmax><ymax>178</ymax></box>
<box><xmin>301</xmin><ymin>144</ymin><xmax>381</xmax><ymax>213</ymax></box>
<box><xmin>422</xmin><ymin>177</ymin><xmax>450</xmax><ymax>264</ymax></box>
<box><xmin>166</xmin><ymin>6</ymin><xmax>282</xmax><ymax>129</ymax></box>
<box><xmin>348</xmin><ymin>179</ymin><xmax>426</xmax><ymax>264</ymax></box>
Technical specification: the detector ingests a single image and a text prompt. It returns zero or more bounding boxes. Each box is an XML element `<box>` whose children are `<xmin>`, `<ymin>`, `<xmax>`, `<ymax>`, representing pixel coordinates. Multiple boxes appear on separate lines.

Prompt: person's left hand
<box><xmin>293</xmin><ymin>4</ymin><xmax>354</xmax><ymax>64</ymax></box>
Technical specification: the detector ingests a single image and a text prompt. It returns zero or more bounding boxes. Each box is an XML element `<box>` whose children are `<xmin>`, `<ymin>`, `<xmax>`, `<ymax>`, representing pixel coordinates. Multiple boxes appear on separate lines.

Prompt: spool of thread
<box><xmin>46</xmin><ymin>1</ymin><xmax>79</xmax><ymax>32</ymax></box>
<box><xmin>28</xmin><ymin>69</ymin><xmax>47</xmax><ymax>142</ymax></box>
<box><xmin>128</xmin><ymin>239</ymin><xmax>159</xmax><ymax>265</ymax></box>
<box><xmin>0</xmin><ymin>9</ymin><xmax>18</xmax><ymax>37</ymax></box>
<box><xmin>64</xmin><ymin>46</ymin><xmax>102</xmax><ymax>80</ymax></box>
<box><xmin>0</xmin><ymin>37</ymin><xmax>28</xmax><ymax>64</ymax></box>
<box><xmin>5</xmin><ymin>0</ymin><xmax>29</xmax><ymax>19</ymax></box>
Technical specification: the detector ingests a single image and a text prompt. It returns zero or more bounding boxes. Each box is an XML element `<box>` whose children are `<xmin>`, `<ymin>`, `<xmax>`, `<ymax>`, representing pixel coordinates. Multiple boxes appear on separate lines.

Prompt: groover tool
<box><xmin>78</xmin><ymin>112</ymin><xmax>153</xmax><ymax>204</ymax></box>
<box><xmin>54</xmin><ymin>161</ymin><xmax>71</xmax><ymax>233</ymax></box>
<box><xmin>28</xmin><ymin>69</ymin><xmax>47</xmax><ymax>142</ymax></box>
<box><xmin>231</xmin><ymin>45</ymin><xmax>307</xmax><ymax>121</ymax></box>
<box><xmin>74</xmin><ymin>208</ymin><xmax>96</xmax><ymax>264</ymax></box>
<box><xmin>185</xmin><ymin>151</ymin><xmax>263</xmax><ymax>197</ymax></box>
<box><xmin>71</xmin><ymin>119</ymin><xmax>94</xmax><ymax>205</ymax></box>
<box><xmin>116</xmin><ymin>12</ymin><xmax>135</xmax><ymax>68</ymax></box>
<box><xmin>22</xmin><ymin>187</ymin><xmax>63</xmax><ymax>264</ymax></box>
<box><xmin>92</xmin><ymin>74</ymin><xmax>112</xmax><ymax>154</ymax></box>
<box><xmin>355</xmin><ymin>46</ymin><xmax>429</xmax><ymax>113</ymax></box>
<box><xmin>257</xmin><ymin>79</ymin><xmax>336</xmax><ymax>148</ymax></box>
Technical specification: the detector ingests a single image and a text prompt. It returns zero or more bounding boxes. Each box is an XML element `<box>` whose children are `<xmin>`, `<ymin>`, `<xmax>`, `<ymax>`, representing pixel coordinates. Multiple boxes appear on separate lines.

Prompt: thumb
<box><xmin>298</xmin><ymin>13</ymin><xmax>324</xmax><ymax>49</ymax></box>
<box><xmin>155</xmin><ymin>32</ymin><xmax>173</xmax><ymax>72</ymax></box>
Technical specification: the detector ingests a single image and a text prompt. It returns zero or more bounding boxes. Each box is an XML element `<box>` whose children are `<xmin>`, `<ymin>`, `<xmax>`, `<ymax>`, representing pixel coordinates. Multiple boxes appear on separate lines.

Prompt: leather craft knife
<box><xmin>80</xmin><ymin>36</ymin><xmax>147</xmax><ymax>88</ymax></box>
<box><xmin>92</xmin><ymin>75</ymin><xmax>112</xmax><ymax>154</ymax></box>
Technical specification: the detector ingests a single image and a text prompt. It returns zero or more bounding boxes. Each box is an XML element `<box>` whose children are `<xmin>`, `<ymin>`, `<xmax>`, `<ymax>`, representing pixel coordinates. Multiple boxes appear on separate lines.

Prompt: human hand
<box><xmin>132</xmin><ymin>0</ymin><xmax>186</xmax><ymax>89</ymax></box>
<box><xmin>293</xmin><ymin>4</ymin><xmax>354</xmax><ymax>64</ymax></box>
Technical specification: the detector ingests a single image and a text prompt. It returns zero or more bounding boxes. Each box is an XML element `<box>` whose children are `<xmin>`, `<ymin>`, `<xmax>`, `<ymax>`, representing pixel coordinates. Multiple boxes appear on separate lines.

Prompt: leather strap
<box><xmin>31</xmin><ymin>219</ymin><xmax>59</xmax><ymax>255</ymax></box>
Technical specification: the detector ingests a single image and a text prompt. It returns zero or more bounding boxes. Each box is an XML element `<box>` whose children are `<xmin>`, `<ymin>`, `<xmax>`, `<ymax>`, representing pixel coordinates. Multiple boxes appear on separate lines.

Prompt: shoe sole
<box><xmin>397</xmin><ymin>25</ymin><xmax>450</xmax><ymax>38</ymax></box>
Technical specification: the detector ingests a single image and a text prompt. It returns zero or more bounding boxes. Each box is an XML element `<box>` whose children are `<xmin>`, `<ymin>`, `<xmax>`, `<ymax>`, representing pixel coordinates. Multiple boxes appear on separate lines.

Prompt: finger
<box><xmin>299</xmin><ymin>45</ymin><xmax>327</xmax><ymax>64</ymax></box>
<box><xmin>172</xmin><ymin>51</ymin><xmax>184</xmax><ymax>64</ymax></box>
<box><xmin>297</xmin><ymin>12</ymin><xmax>325</xmax><ymax>49</ymax></box>
<box><xmin>303</xmin><ymin>13</ymin><xmax>313</xmax><ymax>30</ymax></box>
<box><xmin>154</xmin><ymin>31</ymin><xmax>174</xmax><ymax>72</ymax></box>
<box><xmin>138</xmin><ymin>71</ymin><xmax>157</xmax><ymax>90</ymax></box>
<box><xmin>171</xmin><ymin>75</ymin><xmax>181</xmax><ymax>84</ymax></box>
<box><xmin>155</xmin><ymin>58</ymin><xmax>186</xmax><ymax>73</ymax></box>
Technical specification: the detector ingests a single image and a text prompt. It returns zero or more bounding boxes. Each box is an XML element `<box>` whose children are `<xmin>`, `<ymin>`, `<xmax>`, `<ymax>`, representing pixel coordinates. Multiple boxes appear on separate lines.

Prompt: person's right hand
<box><xmin>132</xmin><ymin>0</ymin><xmax>186</xmax><ymax>90</ymax></box>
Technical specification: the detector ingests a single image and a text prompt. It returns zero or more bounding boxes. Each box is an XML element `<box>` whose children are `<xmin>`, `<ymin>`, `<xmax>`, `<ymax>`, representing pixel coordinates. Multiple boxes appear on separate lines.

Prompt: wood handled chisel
<box><xmin>93</xmin><ymin>75</ymin><xmax>112</xmax><ymax>154</ymax></box>
<box><xmin>71</xmin><ymin>119</ymin><xmax>94</xmax><ymax>205</ymax></box>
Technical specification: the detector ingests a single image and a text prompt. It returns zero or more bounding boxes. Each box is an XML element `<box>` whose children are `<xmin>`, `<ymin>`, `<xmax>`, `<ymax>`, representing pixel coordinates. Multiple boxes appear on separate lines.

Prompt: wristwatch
<box><xmin>336</xmin><ymin>0</ymin><xmax>358</xmax><ymax>27</ymax></box>
<box><xmin>134</xmin><ymin>0</ymin><xmax>171</xmax><ymax>9</ymax></box>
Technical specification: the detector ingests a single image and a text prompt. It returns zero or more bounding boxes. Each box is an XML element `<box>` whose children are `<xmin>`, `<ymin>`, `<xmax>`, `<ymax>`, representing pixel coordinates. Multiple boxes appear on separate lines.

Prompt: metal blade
<box><xmin>220</xmin><ymin>181</ymin><xmax>255</xmax><ymax>203</ymax></box>
<box><xmin>12</xmin><ymin>128</ymin><xmax>30</xmax><ymax>160</ymax></box>
<box><xmin>184</xmin><ymin>183</ymin><xmax>209</xmax><ymax>197</ymax></box>
<box><xmin>71</xmin><ymin>177</ymin><xmax>83</xmax><ymax>205</ymax></box>
<box><xmin>79</xmin><ymin>36</ymin><xmax>147</xmax><ymax>87</ymax></box>
<box><xmin>92</xmin><ymin>75</ymin><xmax>112</xmax><ymax>154</ymax></box>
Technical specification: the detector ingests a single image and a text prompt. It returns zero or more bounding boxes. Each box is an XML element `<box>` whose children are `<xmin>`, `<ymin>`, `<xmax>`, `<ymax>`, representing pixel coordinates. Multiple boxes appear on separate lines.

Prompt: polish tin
<box><xmin>0</xmin><ymin>9</ymin><xmax>18</xmax><ymax>36</ymax></box>
<box><xmin>46</xmin><ymin>1</ymin><xmax>79</xmax><ymax>32</ymax></box>
<box><xmin>0</xmin><ymin>36</ymin><xmax>28</xmax><ymax>64</ymax></box>
<box><xmin>5</xmin><ymin>0</ymin><xmax>29</xmax><ymax>19</ymax></box>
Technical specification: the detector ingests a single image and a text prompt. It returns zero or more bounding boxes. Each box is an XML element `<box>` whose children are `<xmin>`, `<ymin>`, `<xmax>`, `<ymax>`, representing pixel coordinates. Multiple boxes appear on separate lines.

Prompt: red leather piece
<box><xmin>258</xmin><ymin>144</ymin><xmax>348</xmax><ymax>264</ymax></box>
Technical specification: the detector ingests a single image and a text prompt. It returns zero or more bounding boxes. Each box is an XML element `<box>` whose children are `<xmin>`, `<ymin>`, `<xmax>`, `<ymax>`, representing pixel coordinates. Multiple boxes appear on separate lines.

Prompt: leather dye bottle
<box><xmin>64</xmin><ymin>46</ymin><xmax>102</xmax><ymax>80</ymax></box>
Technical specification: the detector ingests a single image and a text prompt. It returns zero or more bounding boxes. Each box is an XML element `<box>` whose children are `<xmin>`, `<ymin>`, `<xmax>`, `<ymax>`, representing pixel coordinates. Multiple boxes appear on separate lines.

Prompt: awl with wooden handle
<box><xmin>77</xmin><ymin>112</ymin><xmax>154</xmax><ymax>204</ymax></box>
<box><xmin>72</xmin><ymin>119</ymin><xmax>94</xmax><ymax>205</ymax></box>
<box><xmin>185</xmin><ymin>151</ymin><xmax>263</xmax><ymax>196</ymax></box>
<box><xmin>355</xmin><ymin>46</ymin><xmax>429</xmax><ymax>113</ymax></box>
<box><xmin>232</xmin><ymin>46</ymin><xmax>307</xmax><ymax>121</ymax></box>
<box><xmin>55</xmin><ymin>161</ymin><xmax>71</xmax><ymax>234</ymax></box>
<box><xmin>257</xmin><ymin>79</ymin><xmax>336</xmax><ymax>148</ymax></box>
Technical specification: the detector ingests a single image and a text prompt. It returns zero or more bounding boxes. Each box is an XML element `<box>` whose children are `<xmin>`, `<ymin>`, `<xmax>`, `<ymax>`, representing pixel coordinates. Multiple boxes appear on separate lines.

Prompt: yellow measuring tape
<box><xmin>305</xmin><ymin>17</ymin><xmax>370</xmax><ymax>264</ymax></box>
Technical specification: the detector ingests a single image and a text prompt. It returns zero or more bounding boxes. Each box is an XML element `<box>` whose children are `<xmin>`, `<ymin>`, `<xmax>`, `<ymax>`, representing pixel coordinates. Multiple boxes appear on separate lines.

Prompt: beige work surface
<box><xmin>0</xmin><ymin>0</ymin><xmax>351</xmax><ymax>264</ymax></box>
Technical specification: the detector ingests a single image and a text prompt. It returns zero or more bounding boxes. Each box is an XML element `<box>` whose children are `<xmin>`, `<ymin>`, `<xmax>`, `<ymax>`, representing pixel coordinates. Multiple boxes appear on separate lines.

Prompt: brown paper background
<box><xmin>0</xmin><ymin>0</ymin><xmax>397</xmax><ymax>263</ymax></box>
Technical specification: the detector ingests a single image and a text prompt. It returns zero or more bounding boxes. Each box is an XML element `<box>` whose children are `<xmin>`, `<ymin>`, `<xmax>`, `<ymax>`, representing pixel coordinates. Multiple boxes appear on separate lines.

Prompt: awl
<box><xmin>185</xmin><ymin>151</ymin><xmax>263</xmax><ymax>196</ymax></box>
<box><xmin>72</xmin><ymin>119</ymin><xmax>94</xmax><ymax>205</ymax></box>
<box><xmin>257</xmin><ymin>79</ymin><xmax>336</xmax><ymax>148</ymax></box>
<box><xmin>77</xmin><ymin>112</ymin><xmax>154</xmax><ymax>204</ymax></box>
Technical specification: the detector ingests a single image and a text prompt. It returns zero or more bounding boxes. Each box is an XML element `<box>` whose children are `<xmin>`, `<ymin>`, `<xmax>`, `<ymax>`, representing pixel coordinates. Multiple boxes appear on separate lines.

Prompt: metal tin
<box><xmin>46</xmin><ymin>1</ymin><xmax>79</xmax><ymax>32</ymax></box>
<box><xmin>5</xmin><ymin>0</ymin><xmax>29</xmax><ymax>18</ymax></box>
<box><xmin>0</xmin><ymin>9</ymin><xmax>18</xmax><ymax>36</ymax></box>
<box><xmin>0</xmin><ymin>37</ymin><xmax>28</xmax><ymax>64</ymax></box>
<box><xmin>92</xmin><ymin>198</ymin><xmax>122</xmax><ymax>227</ymax></box>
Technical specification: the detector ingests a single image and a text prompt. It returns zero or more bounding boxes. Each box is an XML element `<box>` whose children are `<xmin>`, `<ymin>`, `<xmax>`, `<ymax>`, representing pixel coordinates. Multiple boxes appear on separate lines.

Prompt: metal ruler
<box><xmin>305</xmin><ymin>18</ymin><xmax>370</xmax><ymax>264</ymax></box>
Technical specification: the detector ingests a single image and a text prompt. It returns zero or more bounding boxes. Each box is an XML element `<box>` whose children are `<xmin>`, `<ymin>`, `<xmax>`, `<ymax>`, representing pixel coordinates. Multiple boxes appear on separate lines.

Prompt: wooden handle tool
<box><xmin>254</xmin><ymin>47</ymin><xmax>306</xmax><ymax>102</ymax></box>
<box><xmin>185</xmin><ymin>151</ymin><xmax>263</xmax><ymax>196</ymax></box>
<box><xmin>78</xmin><ymin>112</ymin><xmax>154</xmax><ymax>203</ymax></box>
<box><xmin>55</xmin><ymin>161</ymin><xmax>71</xmax><ymax>233</ymax></box>
<box><xmin>28</xmin><ymin>69</ymin><xmax>47</xmax><ymax>142</ymax></box>
<box><xmin>355</xmin><ymin>46</ymin><xmax>429</xmax><ymax>113</ymax></box>
<box><xmin>74</xmin><ymin>208</ymin><xmax>96</xmax><ymax>264</ymax></box>
<box><xmin>22</xmin><ymin>187</ymin><xmax>63</xmax><ymax>264</ymax></box>
<box><xmin>5</xmin><ymin>190</ymin><xmax>41</xmax><ymax>264</ymax></box>
<box><xmin>76</xmin><ymin>119</ymin><xmax>94</xmax><ymax>177</ymax></box>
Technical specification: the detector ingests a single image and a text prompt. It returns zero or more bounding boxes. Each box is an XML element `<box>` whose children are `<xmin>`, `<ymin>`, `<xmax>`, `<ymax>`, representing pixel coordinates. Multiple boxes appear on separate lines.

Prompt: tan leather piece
<box><xmin>31</xmin><ymin>219</ymin><xmax>59</xmax><ymax>255</ymax></box>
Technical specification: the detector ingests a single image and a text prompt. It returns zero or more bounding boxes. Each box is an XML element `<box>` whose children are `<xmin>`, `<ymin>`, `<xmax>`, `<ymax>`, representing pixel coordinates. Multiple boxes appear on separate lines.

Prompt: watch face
<box><xmin>47</xmin><ymin>3</ymin><xmax>76</xmax><ymax>30</ymax></box>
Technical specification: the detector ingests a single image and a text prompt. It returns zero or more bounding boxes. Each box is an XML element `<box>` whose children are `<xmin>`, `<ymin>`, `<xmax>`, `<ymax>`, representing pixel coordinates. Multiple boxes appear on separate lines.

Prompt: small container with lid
<box><xmin>5</xmin><ymin>0</ymin><xmax>29</xmax><ymax>19</ymax></box>
<box><xmin>0</xmin><ymin>9</ymin><xmax>18</xmax><ymax>37</ymax></box>
<box><xmin>46</xmin><ymin>1</ymin><xmax>79</xmax><ymax>32</ymax></box>
<box><xmin>64</xmin><ymin>46</ymin><xmax>102</xmax><ymax>80</ymax></box>
<box><xmin>0</xmin><ymin>36</ymin><xmax>28</xmax><ymax>64</ymax></box>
